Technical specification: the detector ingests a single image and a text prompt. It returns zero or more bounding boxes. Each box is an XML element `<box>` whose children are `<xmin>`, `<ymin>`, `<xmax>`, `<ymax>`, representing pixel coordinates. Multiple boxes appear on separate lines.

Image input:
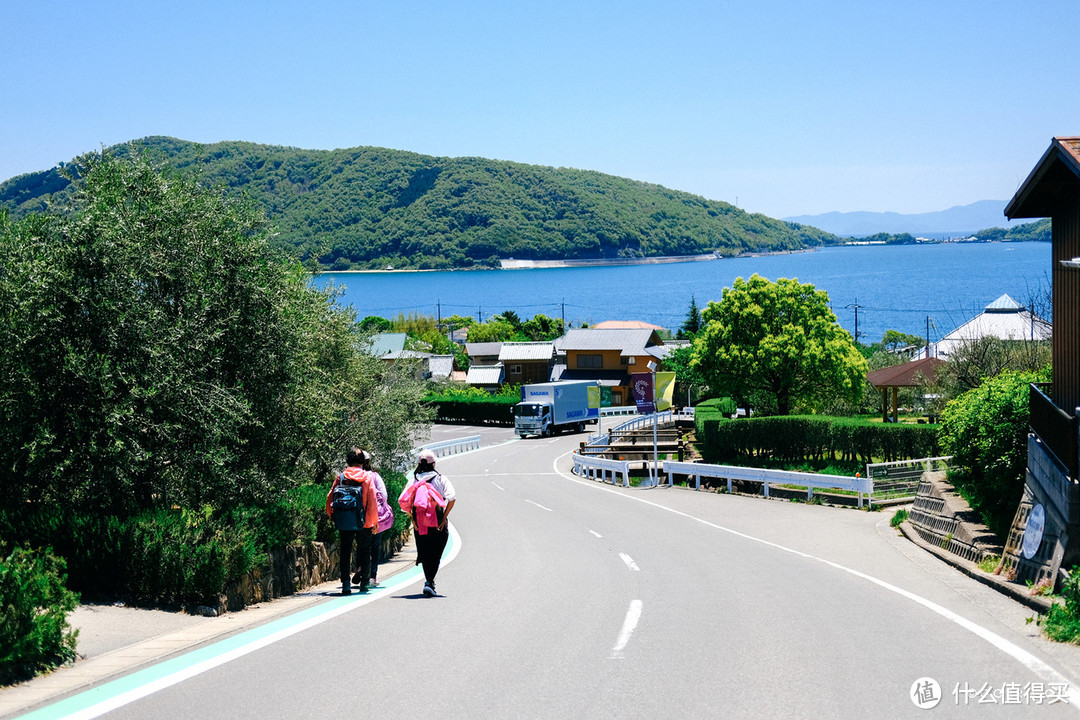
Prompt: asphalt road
<box><xmin>20</xmin><ymin>427</ymin><xmax>1080</xmax><ymax>719</ymax></box>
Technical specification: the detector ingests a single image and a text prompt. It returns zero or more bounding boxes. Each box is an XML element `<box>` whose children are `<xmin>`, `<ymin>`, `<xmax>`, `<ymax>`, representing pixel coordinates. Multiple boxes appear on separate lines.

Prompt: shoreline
<box><xmin>325</xmin><ymin>247</ymin><xmax>820</xmax><ymax>274</ymax></box>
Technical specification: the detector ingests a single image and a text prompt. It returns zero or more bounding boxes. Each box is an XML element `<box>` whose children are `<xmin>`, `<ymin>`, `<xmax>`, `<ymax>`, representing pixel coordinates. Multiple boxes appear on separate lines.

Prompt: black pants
<box><xmin>415</xmin><ymin>526</ymin><xmax>449</xmax><ymax>585</ymax></box>
<box><xmin>370</xmin><ymin>530</ymin><xmax>383</xmax><ymax>582</ymax></box>
<box><xmin>339</xmin><ymin>528</ymin><xmax>374</xmax><ymax>586</ymax></box>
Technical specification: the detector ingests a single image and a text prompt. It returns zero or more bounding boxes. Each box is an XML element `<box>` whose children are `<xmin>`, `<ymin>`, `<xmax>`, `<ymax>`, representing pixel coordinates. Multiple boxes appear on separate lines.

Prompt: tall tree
<box><xmin>691</xmin><ymin>275</ymin><xmax>866</xmax><ymax>415</ymax></box>
<box><xmin>678</xmin><ymin>296</ymin><xmax>702</xmax><ymax>339</ymax></box>
<box><xmin>0</xmin><ymin>152</ymin><xmax>431</xmax><ymax>516</ymax></box>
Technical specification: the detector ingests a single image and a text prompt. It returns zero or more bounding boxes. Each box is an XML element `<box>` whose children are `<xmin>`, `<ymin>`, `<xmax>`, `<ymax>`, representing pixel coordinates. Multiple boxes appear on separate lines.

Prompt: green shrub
<box><xmin>1042</xmin><ymin>568</ymin><xmax>1080</xmax><ymax>644</ymax></box>
<box><xmin>890</xmin><ymin>509</ymin><xmax>909</xmax><ymax>528</ymax></box>
<box><xmin>938</xmin><ymin>369</ymin><xmax>1045</xmax><ymax>539</ymax></box>
<box><xmin>0</xmin><ymin>546</ymin><xmax>79</xmax><ymax>684</ymax></box>
<box><xmin>425</xmin><ymin>395</ymin><xmax>517</xmax><ymax>425</ymax></box>
<box><xmin>695</xmin><ymin>414</ymin><xmax>938</xmax><ymax>466</ymax></box>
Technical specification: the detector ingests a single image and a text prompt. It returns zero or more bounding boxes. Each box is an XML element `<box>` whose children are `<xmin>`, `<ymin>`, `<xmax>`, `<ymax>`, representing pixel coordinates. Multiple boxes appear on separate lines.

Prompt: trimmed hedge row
<box><xmin>425</xmin><ymin>395</ymin><xmax>517</xmax><ymax>425</ymax></box>
<box><xmin>695</xmin><ymin>414</ymin><xmax>939</xmax><ymax>465</ymax></box>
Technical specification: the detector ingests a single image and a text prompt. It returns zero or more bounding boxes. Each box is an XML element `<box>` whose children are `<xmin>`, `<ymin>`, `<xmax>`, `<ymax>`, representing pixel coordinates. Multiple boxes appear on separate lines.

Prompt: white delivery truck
<box><xmin>513</xmin><ymin>380</ymin><xmax>598</xmax><ymax>437</ymax></box>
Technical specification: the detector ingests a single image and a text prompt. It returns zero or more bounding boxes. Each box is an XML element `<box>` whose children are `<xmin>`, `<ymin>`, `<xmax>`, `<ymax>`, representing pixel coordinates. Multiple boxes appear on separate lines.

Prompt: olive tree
<box><xmin>0</xmin><ymin>151</ymin><xmax>429</xmax><ymax>516</ymax></box>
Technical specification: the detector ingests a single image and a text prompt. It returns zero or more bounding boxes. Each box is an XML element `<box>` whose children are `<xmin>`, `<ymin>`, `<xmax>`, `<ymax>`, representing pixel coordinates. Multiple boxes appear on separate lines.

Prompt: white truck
<box><xmin>513</xmin><ymin>381</ymin><xmax>598</xmax><ymax>437</ymax></box>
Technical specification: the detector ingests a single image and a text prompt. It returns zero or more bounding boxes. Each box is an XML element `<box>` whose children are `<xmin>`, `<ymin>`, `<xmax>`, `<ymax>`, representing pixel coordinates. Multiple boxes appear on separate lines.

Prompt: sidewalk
<box><xmin>0</xmin><ymin>538</ymin><xmax>420</xmax><ymax>719</ymax></box>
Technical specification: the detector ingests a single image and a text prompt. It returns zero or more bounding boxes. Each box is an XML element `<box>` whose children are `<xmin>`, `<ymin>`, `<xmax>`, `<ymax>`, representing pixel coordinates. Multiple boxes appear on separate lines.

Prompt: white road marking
<box><xmin>554</xmin><ymin>452</ymin><xmax>1080</xmax><ymax>705</ymax></box>
<box><xmin>619</xmin><ymin>553</ymin><xmax>640</xmax><ymax>571</ymax></box>
<box><xmin>491</xmin><ymin>482</ymin><xmax>504</xmax><ymax>491</ymax></box>
<box><xmin>589</xmin><ymin>530</ymin><xmax>603</xmax><ymax>538</ymax></box>
<box><xmin>610</xmin><ymin>600</ymin><xmax>643</xmax><ymax>659</ymax></box>
<box><xmin>526</xmin><ymin>499</ymin><xmax>553</xmax><ymax>512</ymax></box>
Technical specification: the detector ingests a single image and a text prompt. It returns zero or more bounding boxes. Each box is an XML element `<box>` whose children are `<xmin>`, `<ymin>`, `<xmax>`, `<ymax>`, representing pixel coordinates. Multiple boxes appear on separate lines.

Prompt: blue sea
<box><xmin>316</xmin><ymin>242</ymin><xmax>1051</xmax><ymax>345</ymax></box>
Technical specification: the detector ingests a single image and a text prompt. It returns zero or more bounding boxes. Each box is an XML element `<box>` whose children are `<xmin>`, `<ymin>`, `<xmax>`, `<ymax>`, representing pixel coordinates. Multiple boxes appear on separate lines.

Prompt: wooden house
<box><xmin>1002</xmin><ymin>136</ymin><xmax>1080</xmax><ymax>587</ymax></box>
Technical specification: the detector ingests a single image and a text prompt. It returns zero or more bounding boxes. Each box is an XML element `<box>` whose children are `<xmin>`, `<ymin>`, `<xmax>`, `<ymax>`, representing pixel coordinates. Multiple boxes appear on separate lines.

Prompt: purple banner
<box><xmin>630</xmin><ymin>372</ymin><xmax>656</xmax><ymax>414</ymax></box>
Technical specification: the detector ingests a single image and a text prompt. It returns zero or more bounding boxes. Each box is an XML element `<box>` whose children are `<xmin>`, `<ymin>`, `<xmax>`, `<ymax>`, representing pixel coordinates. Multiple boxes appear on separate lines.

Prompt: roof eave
<box><xmin>1006</xmin><ymin>137</ymin><xmax>1080</xmax><ymax>220</ymax></box>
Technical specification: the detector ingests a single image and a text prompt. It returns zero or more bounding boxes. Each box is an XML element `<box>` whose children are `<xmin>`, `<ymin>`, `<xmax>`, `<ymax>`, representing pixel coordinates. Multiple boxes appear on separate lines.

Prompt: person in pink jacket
<box><xmin>326</xmin><ymin>447</ymin><xmax>380</xmax><ymax>595</ymax></box>
<box><xmin>399</xmin><ymin>450</ymin><xmax>456</xmax><ymax>597</ymax></box>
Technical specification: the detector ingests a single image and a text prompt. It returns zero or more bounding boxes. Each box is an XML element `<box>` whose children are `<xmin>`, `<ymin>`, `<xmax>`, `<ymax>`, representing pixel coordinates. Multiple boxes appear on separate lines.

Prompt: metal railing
<box><xmin>663</xmin><ymin>460</ymin><xmax>872</xmax><ymax>508</ymax></box>
<box><xmin>1030</xmin><ymin>383</ymin><xmax>1078</xmax><ymax>478</ymax></box>
<box><xmin>414</xmin><ymin>435</ymin><xmax>482</xmax><ymax>460</ymax></box>
<box><xmin>864</xmin><ymin>456</ymin><xmax>951</xmax><ymax>505</ymax></box>
<box><xmin>572</xmin><ymin>453</ymin><xmax>633</xmax><ymax>487</ymax></box>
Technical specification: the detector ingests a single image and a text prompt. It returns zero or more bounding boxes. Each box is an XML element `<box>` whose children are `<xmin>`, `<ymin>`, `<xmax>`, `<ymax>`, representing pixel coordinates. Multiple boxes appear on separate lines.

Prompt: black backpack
<box><xmin>331</xmin><ymin>477</ymin><xmax>363</xmax><ymax>530</ymax></box>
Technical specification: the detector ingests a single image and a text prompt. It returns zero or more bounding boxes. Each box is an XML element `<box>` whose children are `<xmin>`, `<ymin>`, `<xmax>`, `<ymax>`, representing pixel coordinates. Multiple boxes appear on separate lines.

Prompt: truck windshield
<box><xmin>514</xmin><ymin>404</ymin><xmax>542</xmax><ymax>417</ymax></box>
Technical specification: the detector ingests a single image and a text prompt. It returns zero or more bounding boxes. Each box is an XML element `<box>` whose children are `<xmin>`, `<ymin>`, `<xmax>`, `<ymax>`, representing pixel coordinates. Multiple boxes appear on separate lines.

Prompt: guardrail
<box><xmin>572</xmin><ymin>453</ymin><xmax>633</xmax><ymax>487</ymax></box>
<box><xmin>414</xmin><ymin>435</ymin><xmax>482</xmax><ymax>460</ymax></box>
<box><xmin>663</xmin><ymin>460</ymin><xmax>872</xmax><ymax>508</ymax></box>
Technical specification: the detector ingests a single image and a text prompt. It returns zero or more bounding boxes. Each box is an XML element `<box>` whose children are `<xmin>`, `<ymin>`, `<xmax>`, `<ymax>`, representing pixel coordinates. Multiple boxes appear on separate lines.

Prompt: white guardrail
<box><xmin>572</xmin><ymin>453</ymin><xmax>633</xmax><ymax>487</ymax></box>
<box><xmin>414</xmin><ymin>435</ymin><xmax>482</xmax><ymax>460</ymax></box>
<box><xmin>662</xmin><ymin>461</ymin><xmax>872</xmax><ymax>508</ymax></box>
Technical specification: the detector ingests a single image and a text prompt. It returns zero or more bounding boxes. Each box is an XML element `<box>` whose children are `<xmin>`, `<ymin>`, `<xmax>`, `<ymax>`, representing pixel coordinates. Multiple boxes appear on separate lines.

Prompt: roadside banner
<box><xmin>587</xmin><ymin>385</ymin><xmax>601</xmax><ymax>409</ymax></box>
<box><xmin>654</xmin><ymin>371</ymin><xmax>676</xmax><ymax>411</ymax></box>
<box><xmin>630</xmin><ymin>372</ymin><xmax>656</xmax><ymax>414</ymax></box>
<box><xmin>600</xmin><ymin>386</ymin><xmax>613</xmax><ymax>407</ymax></box>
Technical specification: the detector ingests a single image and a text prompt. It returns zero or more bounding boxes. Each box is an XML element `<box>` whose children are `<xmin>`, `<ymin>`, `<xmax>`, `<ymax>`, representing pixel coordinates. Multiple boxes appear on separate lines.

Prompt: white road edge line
<box><xmin>491</xmin><ymin>482</ymin><xmax>504</xmax><ymax>491</ymax></box>
<box><xmin>619</xmin><ymin>553</ymin><xmax>640</xmax><ymax>571</ymax></box>
<box><xmin>610</xmin><ymin>599</ymin><xmax>643</xmax><ymax>659</ymax></box>
<box><xmin>590</xmin><ymin>530</ymin><xmax>603</xmax><ymax>538</ymax></box>
<box><xmin>526</xmin><ymin>499</ymin><xmax>553</xmax><ymax>512</ymax></box>
<box><xmin>554</xmin><ymin>452</ymin><xmax>1080</xmax><ymax>706</ymax></box>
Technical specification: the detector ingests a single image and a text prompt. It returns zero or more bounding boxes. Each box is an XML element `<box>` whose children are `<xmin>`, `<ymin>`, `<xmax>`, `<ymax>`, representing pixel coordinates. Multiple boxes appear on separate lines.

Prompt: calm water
<box><xmin>318</xmin><ymin>242</ymin><xmax>1051</xmax><ymax>345</ymax></box>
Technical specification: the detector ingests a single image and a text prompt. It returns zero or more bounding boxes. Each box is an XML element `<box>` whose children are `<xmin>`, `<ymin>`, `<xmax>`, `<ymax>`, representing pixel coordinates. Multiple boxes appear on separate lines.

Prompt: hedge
<box><xmin>695</xmin><ymin>413</ymin><xmax>939</xmax><ymax>465</ymax></box>
<box><xmin>424</xmin><ymin>395</ymin><xmax>517</xmax><ymax>425</ymax></box>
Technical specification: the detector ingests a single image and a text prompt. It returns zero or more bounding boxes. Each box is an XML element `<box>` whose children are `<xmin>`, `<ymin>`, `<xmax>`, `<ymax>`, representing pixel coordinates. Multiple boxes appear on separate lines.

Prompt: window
<box><xmin>509</xmin><ymin>364</ymin><xmax>522</xmax><ymax>375</ymax></box>
<box><xmin>621</xmin><ymin>356</ymin><xmax>635</xmax><ymax>366</ymax></box>
<box><xmin>577</xmin><ymin>354</ymin><xmax>603</xmax><ymax>369</ymax></box>
<box><xmin>612</xmin><ymin>391</ymin><xmax>623</xmax><ymax>405</ymax></box>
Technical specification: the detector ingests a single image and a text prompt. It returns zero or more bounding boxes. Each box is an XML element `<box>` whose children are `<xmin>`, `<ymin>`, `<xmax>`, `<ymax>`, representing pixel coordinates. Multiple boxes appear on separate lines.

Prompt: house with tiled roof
<box><xmin>554</xmin><ymin>328</ymin><xmax>666</xmax><ymax>406</ymax></box>
<box><xmin>499</xmin><ymin>341</ymin><xmax>555</xmax><ymax>385</ymax></box>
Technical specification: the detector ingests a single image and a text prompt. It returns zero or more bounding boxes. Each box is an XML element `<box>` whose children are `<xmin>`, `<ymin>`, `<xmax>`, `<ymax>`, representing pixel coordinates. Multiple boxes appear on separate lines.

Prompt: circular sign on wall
<box><xmin>1021</xmin><ymin>503</ymin><xmax>1046</xmax><ymax>560</ymax></box>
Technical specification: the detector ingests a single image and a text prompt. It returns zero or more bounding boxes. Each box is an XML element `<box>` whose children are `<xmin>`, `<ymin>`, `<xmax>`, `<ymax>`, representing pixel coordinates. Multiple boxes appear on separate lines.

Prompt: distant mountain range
<box><xmin>785</xmin><ymin>200</ymin><xmax>1023</xmax><ymax>238</ymax></box>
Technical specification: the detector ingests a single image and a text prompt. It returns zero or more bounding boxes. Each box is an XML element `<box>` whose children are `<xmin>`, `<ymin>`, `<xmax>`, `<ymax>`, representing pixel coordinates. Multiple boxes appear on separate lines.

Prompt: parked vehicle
<box><xmin>513</xmin><ymin>381</ymin><xmax>598</xmax><ymax>437</ymax></box>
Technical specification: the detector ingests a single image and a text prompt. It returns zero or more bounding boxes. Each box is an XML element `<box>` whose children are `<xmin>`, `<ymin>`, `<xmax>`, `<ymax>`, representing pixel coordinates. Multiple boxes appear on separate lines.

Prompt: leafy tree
<box><xmin>521</xmin><ymin>313</ymin><xmax>565</xmax><ymax>341</ymax></box>
<box><xmin>691</xmin><ymin>275</ymin><xmax>867</xmax><ymax>415</ymax></box>
<box><xmin>497</xmin><ymin>310</ymin><xmax>523</xmax><ymax>331</ymax></box>
<box><xmin>938</xmin><ymin>369</ymin><xmax>1047</xmax><ymax>538</ymax></box>
<box><xmin>881</xmin><ymin>330</ymin><xmax>925</xmax><ymax>353</ymax></box>
<box><xmin>662</xmin><ymin>344</ymin><xmax>709</xmax><ymax>406</ymax></box>
<box><xmin>359</xmin><ymin>315</ymin><xmax>392</xmax><ymax>333</ymax></box>
<box><xmin>466</xmin><ymin>319</ymin><xmax>519</xmax><ymax>343</ymax></box>
<box><xmin>0</xmin><ymin>152</ymin><xmax>431</xmax><ymax>517</ymax></box>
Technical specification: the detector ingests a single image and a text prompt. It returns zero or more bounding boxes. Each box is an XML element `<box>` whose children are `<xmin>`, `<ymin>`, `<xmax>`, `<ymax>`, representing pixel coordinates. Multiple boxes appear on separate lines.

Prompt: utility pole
<box><xmin>926</xmin><ymin>316</ymin><xmax>931</xmax><ymax>358</ymax></box>
<box><xmin>478</xmin><ymin>307</ymin><xmax>483</xmax><ymax>324</ymax></box>
<box><xmin>845</xmin><ymin>300</ymin><xmax>861</xmax><ymax>344</ymax></box>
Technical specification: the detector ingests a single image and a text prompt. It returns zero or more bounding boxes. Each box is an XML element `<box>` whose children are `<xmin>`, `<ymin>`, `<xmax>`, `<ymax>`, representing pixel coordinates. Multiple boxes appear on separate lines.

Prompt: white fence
<box><xmin>572</xmin><ymin>453</ymin><xmax>633</xmax><ymax>487</ymax></box>
<box><xmin>663</xmin><ymin>460</ymin><xmax>872</xmax><ymax>508</ymax></box>
<box><xmin>414</xmin><ymin>435</ymin><xmax>482</xmax><ymax>460</ymax></box>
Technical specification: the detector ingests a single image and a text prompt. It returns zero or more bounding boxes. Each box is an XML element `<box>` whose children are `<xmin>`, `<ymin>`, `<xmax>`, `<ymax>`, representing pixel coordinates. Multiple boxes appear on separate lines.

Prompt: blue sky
<box><xmin>3</xmin><ymin>1</ymin><xmax>1076</xmax><ymax>218</ymax></box>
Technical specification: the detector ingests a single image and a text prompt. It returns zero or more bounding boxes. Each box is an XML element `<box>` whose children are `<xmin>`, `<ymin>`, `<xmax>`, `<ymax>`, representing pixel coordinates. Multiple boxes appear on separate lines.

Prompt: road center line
<box><xmin>554</xmin><ymin>452</ymin><xmax>1080</xmax><ymax>704</ymax></box>
<box><xmin>589</xmin><ymin>530</ymin><xmax>602</xmax><ymax>538</ymax></box>
<box><xmin>610</xmin><ymin>599</ymin><xmax>643</xmax><ymax>659</ymax></box>
<box><xmin>619</xmin><ymin>553</ymin><xmax>640</xmax><ymax>571</ymax></box>
<box><xmin>525</xmin><ymin>499</ymin><xmax>553</xmax><ymax>512</ymax></box>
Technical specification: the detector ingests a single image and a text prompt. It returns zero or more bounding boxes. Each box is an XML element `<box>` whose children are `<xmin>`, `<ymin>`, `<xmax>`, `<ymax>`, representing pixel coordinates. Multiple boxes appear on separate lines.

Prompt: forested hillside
<box><xmin>0</xmin><ymin>137</ymin><xmax>840</xmax><ymax>269</ymax></box>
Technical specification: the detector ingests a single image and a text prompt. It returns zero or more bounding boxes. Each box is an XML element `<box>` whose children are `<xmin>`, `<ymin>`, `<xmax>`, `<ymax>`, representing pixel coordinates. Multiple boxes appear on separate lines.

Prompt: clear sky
<box><xmin>3</xmin><ymin>1</ymin><xmax>1076</xmax><ymax>218</ymax></box>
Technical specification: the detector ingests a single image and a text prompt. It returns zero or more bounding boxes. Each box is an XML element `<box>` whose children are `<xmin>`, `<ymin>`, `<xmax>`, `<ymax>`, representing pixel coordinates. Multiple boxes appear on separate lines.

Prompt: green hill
<box><xmin>0</xmin><ymin>136</ymin><xmax>842</xmax><ymax>269</ymax></box>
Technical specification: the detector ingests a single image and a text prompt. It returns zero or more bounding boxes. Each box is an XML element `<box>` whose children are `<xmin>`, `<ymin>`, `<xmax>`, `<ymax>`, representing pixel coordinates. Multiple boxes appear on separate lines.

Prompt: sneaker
<box><xmin>342</xmin><ymin>585</ymin><xmax>352</xmax><ymax>596</ymax></box>
<box><xmin>351</xmin><ymin>571</ymin><xmax>363</xmax><ymax>585</ymax></box>
<box><xmin>423</xmin><ymin>582</ymin><xmax>436</xmax><ymax>597</ymax></box>
<box><xmin>369</xmin><ymin>578</ymin><xmax>380</xmax><ymax>588</ymax></box>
